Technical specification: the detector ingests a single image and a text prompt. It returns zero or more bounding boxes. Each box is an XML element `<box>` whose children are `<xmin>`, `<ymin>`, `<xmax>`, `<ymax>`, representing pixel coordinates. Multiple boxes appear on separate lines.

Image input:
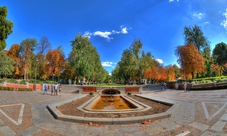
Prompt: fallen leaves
<box><xmin>141</xmin><ymin>119</ymin><xmax>154</xmax><ymax>125</ymax></box>
<box><xmin>80</xmin><ymin>122</ymin><xmax>106</xmax><ymax>127</ymax></box>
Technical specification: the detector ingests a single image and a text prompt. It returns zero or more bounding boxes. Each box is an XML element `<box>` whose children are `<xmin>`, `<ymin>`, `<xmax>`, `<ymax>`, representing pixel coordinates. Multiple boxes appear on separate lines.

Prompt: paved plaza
<box><xmin>0</xmin><ymin>85</ymin><xmax>227</xmax><ymax>136</ymax></box>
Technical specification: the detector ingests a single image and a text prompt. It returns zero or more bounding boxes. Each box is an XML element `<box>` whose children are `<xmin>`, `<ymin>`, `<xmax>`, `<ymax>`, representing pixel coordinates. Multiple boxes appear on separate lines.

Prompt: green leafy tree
<box><xmin>70</xmin><ymin>34</ymin><xmax>107</xmax><ymax>83</ymax></box>
<box><xmin>0</xmin><ymin>6</ymin><xmax>13</xmax><ymax>51</ymax></box>
<box><xmin>36</xmin><ymin>36</ymin><xmax>51</xmax><ymax>79</ymax></box>
<box><xmin>0</xmin><ymin>50</ymin><xmax>15</xmax><ymax>77</ymax></box>
<box><xmin>131</xmin><ymin>39</ymin><xmax>143</xmax><ymax>81</ymax></box>
<box><xmin>113</xmin><ymin>39</ymin><xmax>156</xmax><ymax>83</ymax></box>
<box><xmin>202</xmin><ymin>46</ymin><xmax>212</xmax><ymax>77</ymax></box>
<box><xmin>212</xmin><ymin>42</ymin><xmax>227</xmax><ymax>76</ymax></box>
<box><xmin>183</xmin><ymin>25</ymin><xmax>209</xmax><ymax>53</ymax></box>
<box><xmin>20</xmin><ymin>38</ymin><xmax>38</xmax><ymax>80</ymax></box>
<box><xmin>173</xmin><ymin>64</ymin><xmax>180</xmax><ymax>79</ymax></box>
<box><xmin>118</xmin><ymin>49</ymin><xmax>137</xmax><ymax>81</ymax></box>
<box><xmin>111</xmin><ymin>65</ymin><xmax>120</xmax><ymax>83</ymax></box>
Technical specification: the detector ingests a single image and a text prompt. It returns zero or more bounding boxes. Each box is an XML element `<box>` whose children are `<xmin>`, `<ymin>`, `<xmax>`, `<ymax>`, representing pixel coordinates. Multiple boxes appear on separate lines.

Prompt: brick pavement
<box><xmin>0</xmin><ymin>86</ymin><xmax>227</xmax><ymax>135</ymax></box>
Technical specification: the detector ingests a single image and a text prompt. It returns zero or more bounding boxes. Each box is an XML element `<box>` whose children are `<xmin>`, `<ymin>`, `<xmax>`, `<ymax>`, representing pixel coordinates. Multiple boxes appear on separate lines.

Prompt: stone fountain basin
<box><xmin>47</xmin><ymin>94</ymin><xmax>179</xmax><ymax>125</ymax></box>
<box><xmin>80</xmin><ymin>94</ymin><xmax>151</xmax><ymax>113</ymax></box>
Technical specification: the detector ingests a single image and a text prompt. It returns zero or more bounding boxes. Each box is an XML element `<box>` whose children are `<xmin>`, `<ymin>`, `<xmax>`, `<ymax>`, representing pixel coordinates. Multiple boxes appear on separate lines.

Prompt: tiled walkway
<box><xmin>0</xmin><ymin>87</ymin><xmax>227</xmax><ymax>135</ymax></box>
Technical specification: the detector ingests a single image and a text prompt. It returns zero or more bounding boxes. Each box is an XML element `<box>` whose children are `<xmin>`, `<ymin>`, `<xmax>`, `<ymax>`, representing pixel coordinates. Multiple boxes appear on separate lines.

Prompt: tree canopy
<box><xmin>212</xmin><ymin>42</ymin><xmax>227</xmax><ymax>76</ymax></box>
<box><xmin>6</xmin><ymin>44</ymin><xmax>20</xmax><ymax>77</ymax></box>
<box><xmin>0</xmin><ymin>50</ymin><xmax>15</xmax><ymax>76</ymax></box>
<box><xmin>70</xmin><ymin>34</ymin><xmax>108</xmax><ymax>83</ymax></box>
<box><xmin>45</xmin><ymin>49</ymin><xmax>65</xmax><ymax>78</ymax></box>
<box><xmin>20</xmin><ymin>38</ymin><xmax>38</xmax><ymax>80</ymax></box>
<box><xmin>0</xmin><ymin>6</ymin><xmax>13</xmax><ymax>51</ymax></box>
<box><xmin>213</xmin><ymin>42</ymin><xmax>227</xmax><ymax>66</ymax></box>
<box><xmin>175</xmin><ymin>43</ymin><xmax>205</xmax><ymax>79</ymax></box>
<box><xmin>183</xmin><ymin>25</ymin><xmax>209</xmax><ymax>53</ymax></box>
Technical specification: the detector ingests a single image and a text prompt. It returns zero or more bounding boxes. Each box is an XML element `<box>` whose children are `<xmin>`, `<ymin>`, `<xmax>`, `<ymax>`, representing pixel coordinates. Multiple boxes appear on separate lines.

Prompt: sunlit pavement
<box><xmin>0</xmin><ymin>86</ymin><xmax>227</xmax><ymax>136</ymax></box>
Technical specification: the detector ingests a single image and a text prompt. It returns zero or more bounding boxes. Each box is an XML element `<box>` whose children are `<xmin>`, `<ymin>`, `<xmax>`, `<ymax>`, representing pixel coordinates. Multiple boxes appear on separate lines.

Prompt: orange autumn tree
<box><xmin>158</xmin><ymin>66</ymin><xmax>167</xmax><ymax>81</ymax></box>
<box><xmin>60</xmin><ymin>52</ymin><xmax>76</xmax><ymax>80</ymax></box>
<box><xmin>211</xmin><ymin>64</ymin><xmax>223</xmax><ymax>76</ymax></box>
<box><xmin>6</xmin><ymin>44</ymin><xmax>21</xmax><ymax>77</ymax></box>
<box><xmin>144</xmin><ymin>66</ymin><xmax>159</xmax><ymax>81</ymax></box>
<box><xmin>45</xmin><ymin>49</ymin><xmax>65</xmax><ymax>80</ymax></box>
<box><xmin>165</xmin><ymin>65</ymin><xmax>176</xmax><ymax>81</ymax></box>
<box><xmin>175</xmin><ymin>43</ymin><xmax>205</xmax><ymax>79</ymax></box>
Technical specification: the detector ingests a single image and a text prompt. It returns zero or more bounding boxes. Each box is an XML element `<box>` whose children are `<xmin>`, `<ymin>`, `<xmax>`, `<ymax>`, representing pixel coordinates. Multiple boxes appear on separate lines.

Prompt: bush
<box><xmin>191</xmin><ymin>84</ymin><xmax>227</xmax><ymax>90</ymax></box>
<box><xmin>19</xmin><ymin>80</ymin><xmax>26</xmax><ymax>84</ymax></box>
<box><xmin>18</xmin><ymin>88</ymin><xmax>27</xmax><ymax>91</ymax></box>
<box><xmin>206</xmin><ymin>80</ymin><xmax>212</xmax><ymax>83</ymax></box>
<box><xmin>29</xmin><ymin>79</ymin><xmax>43</xmax><ymax>84</ymax></box>
<box><xmin>6</xmin><ymin>79</ymin><xmax>17</xmax><ymax>84</ymax></box>
<box><xmin>27</xmin><ymin>88</ymin><xmax>33</xmax><ymax>91</ymax></box>
<box><xmin>0</xmin><ymin>86</ymin><xmax>14</xmax><ymax>91</ymax></box>
<box><xmin>128</xmin><ymin>92</ymin><xmax>132</xmax><ymax>95</ymax></box>
<box><xmin>0</xmin><ymin>79</ymin><xmax>6</xmax><ymax>83</ymax></box>
<box><xmin>9</xmin><ymin>87</ymin><xmax>14</xmax><ymax>91</ymax></box>
<box><xmin>89</xmin><ymin>92</ymin><xmax>94</xmax><ymax>95</ymax></box>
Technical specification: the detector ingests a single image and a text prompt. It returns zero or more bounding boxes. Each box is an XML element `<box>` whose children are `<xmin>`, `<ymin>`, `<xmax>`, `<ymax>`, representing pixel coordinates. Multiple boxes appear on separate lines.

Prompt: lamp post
<box><xmin>34</xmin><ymin>59</ymin><xmax>38</xmax><ymax>91</ymax></box>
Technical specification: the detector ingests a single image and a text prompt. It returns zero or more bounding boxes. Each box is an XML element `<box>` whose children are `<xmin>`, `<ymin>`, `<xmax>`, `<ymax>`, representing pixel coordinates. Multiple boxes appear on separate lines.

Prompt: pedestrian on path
<box><xmin>162</xmin><ymin>82</ymin><xmax>167</xmax><ymax>91</ymax></box>
<box><xmin>43</xmin><ymin>83</ymin><xmax>47</xmax><ymax>95</ymax></box>
<box><xmin>184</xmin><ymin>82</ymin><xmax>187</xmax><ymax>92</ymax></box>
<box><xmin>59</xmin><ymin>84</ymin><xmax>62</xmax><ymax>97</ymax></box>
<box><xmin>51</xmin><ymin>84</ymin><xmax>54</xmax><ymax>95</ymax></box>
<box><xmin>54</xmin><ymin>83</ymin><xmax>58</xmax><ymax>96</ymax></box>
<box><xmin>186</xmin><ymin>82</ymin><xmax>190</xmax><ymax>92</ymax></box>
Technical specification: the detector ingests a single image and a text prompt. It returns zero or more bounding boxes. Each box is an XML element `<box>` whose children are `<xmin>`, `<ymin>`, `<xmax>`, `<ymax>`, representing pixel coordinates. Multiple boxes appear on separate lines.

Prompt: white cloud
<box><xmin>155</xmin><ymin>59</ymin><xmax>163</xmax><ymax>64</ymax></box>
<box><xmin>83</xmin><ymin>31</ymin><xmax>92</xmax><ymax>39</ymax></box>
<box><xmin>169</xmin><ymin>0</ymin><xmax>179</xmax><ymax>3</ymax></box>
<box><xmin>203</xmin><ymin>21</ymin><xmax>210</xmax><ymax>25</ymax></box>
<box><xmin>94</xmin><ymin>31</ymin><xmax>112</xmax><ymax>40</ymax></box>
<box><xmin>102</xmin><ymin>61</ymin><xmax>114</xmax><ymax>67</ymax></box>
<box><xmin>120</xmin><ymin>26</ymin><xmax>129</xmax><ymax>34</ymax></box>
<box><xmin>221</xmin><ymin>9</ymin><xmax>227</xmax><ymax>32</ymax></box>
<box><xmin>83</xmin><ymin>25</ymin><xmax>131</xmax><ymax>41</ymax></box>
<box><xmin>112</xmin><ymin>30</ymin><xmax>120</xmax><ymax>34</ymax></box>
<box><xmin>193</xmin><ymin>13</ymin><xmax>204</xmax><ymax>19</ymax></box>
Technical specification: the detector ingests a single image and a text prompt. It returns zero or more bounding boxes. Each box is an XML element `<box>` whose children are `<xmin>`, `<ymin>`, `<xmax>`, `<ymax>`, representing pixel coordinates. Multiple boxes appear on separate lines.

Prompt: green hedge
<box><xmin>191</xmin><ymin>84</ymin><xmax>227</xmax><ymax>90</ymax></box>
<box><xmin>0</xmin><ymin>86</ymin><xmax>32</xmax><ymax>91</ymax></box>
<box><xmin>0</xmin><ymin>86</ymin><xmax>14</xmax><ymax>91</ymax></box>
<box><xmin>17</xmin><ymin>88</ymin><xmax>33</xmax><ymax>91</ymax></box>
<box><xmin>0</xmin><ymin>78</ymin><xmax>57</xmax><ymax>85</ymax></box>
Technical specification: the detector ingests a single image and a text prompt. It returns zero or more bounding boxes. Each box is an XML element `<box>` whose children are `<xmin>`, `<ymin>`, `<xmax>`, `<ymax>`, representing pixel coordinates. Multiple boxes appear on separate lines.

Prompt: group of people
<box><xmin>43</xmin><ymin>83</ymin><xmax>62</xmax><ymax>96</ymax></box>
<box><xmin>184</xmin><ymin>82</ymin><xmax>190</xmax><ymax>92</ymax></box>
<box><xmin>162</xmin><ymin>82</ymin><xmax>167</xmax><ymax>91</ymax></box>
<box><xmin>161</xmin><ymin>81</ymin><xmax>190</xmax><ymax>92</ymax></box>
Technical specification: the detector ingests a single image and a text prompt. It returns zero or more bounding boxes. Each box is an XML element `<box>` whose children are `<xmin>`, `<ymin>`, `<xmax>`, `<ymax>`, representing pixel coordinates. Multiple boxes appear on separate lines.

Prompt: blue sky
<box><xmin>1</xmin><ymin>0</ymin><xmax>227</xmax><ymax>74</ymax></box>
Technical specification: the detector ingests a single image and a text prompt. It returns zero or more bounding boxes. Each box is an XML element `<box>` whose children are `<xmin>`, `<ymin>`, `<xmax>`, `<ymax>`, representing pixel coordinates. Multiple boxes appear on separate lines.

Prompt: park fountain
<box><xmin>47</xmin><ymin>86</ymin><xmax>176</xmax><ymax>124</ymax></box>
<box><xmin>82</xmin><ymin>88</ymin><xmax>148</xmax><ymax>112</ymax></box>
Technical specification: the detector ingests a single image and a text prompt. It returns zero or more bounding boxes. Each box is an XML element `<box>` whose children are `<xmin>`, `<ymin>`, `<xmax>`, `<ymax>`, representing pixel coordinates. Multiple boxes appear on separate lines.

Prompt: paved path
<box><xmin>0</xmin><ymin>87</ymin><xmax>227</xmax><ymax>135</ymax></box>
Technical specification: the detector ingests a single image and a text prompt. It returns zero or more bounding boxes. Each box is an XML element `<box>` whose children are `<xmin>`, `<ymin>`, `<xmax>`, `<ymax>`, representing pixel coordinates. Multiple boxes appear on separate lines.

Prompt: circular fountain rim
<box><xmin>47</xmin><ymin>94</ymin><xmax>178</xmax><ymax>125</ymax></box>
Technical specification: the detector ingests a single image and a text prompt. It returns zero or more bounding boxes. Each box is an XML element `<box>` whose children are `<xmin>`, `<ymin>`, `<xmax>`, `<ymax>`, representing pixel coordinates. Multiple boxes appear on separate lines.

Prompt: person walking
<box><xmin>51</xmin><ymin>84</ymin><xmax>54</xmax><ymax>95</ymax></box>
<box><xmin>54</xmin><ymin>83</ymin><xmax>58</xmax><ymax>96</ymax></box>
<box><xmin>186</xmin><ymin>82</ymin><xmax>190</xmax><ymax>92</ymax></box>
<box><xmin>43</xmin><ymin>83</ymin><xmax>47</xmax><ymax>95</ymax></box>
<box><xmin>184</xmin><ymin>82</ymin><xmax>187</xmax><ymax>92</ymax></box>
<box><xmin>163</xmin><ymin>82</ymin><xmax>167</xmax><ymax>90</ymax></box>
<box><xmin>59</xmin><ymin>84</ymin><xmax>62</xmax><ymax>97</ymax></box>
<box><xmin>161</xmin><ymin>82</ymin><xmax>164</xmax><ymax>91</ymax></box>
